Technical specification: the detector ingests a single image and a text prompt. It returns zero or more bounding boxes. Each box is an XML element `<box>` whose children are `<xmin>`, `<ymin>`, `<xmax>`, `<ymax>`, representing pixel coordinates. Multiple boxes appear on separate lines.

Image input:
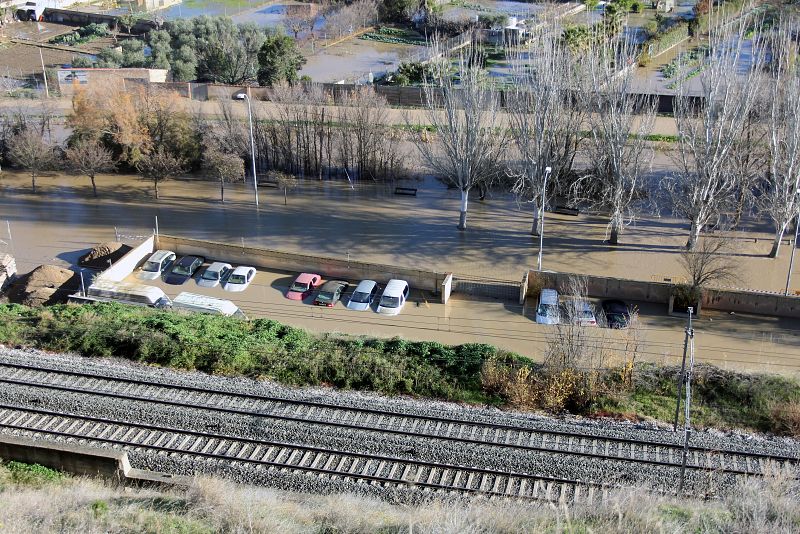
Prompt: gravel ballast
<box><xmin>0</xmin><ymin>347</ymin><xmax>797</xmax><ymax>502</ymax></box>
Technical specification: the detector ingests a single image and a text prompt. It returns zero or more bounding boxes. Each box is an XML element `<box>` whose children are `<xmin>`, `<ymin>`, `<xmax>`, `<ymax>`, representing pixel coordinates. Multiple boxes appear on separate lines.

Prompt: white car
<box><xmin>536</xmin><ymin>289</ymin><xmax>561</xmax><ymax>325</ymax></box>
<box><xmin>376</xmin><ymin>279</ymin><xmax>409</xmax><ymax>315</ymax></box>
<box><xmin>347</xmin><ymin>280</ymin><xmax>378</xmax><ymax>311</ymax></box>
<box><xmin>137</xmin><ymin>250</ymin><xmax>176</xmax><ymax>280</ymax></box>
<box><xmin>223</xmin><ymin>266</ymin><xmax>256</xmax><ymax>292</ymax></box>
<box><xmin>197</xmin><ymin>262</ymin><xmax>233</xmax><ymax>288</ymax></box>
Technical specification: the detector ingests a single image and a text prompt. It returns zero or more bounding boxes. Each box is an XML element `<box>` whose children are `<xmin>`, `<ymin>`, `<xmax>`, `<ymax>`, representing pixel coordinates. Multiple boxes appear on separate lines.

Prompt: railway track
<box><xmin>0</xmin><ymin>405</ymin><xmax>599</xmax><ymax>502</ymax></box>
<box><xmin>0</xmin><ymin>360</ymin><xmax>796</xmax><ymax>500</ymax></box>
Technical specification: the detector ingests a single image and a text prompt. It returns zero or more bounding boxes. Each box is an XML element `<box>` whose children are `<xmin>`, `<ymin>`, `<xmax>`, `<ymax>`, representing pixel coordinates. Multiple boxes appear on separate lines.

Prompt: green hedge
<box><xmin>0</xmin><ymin>303</ymin><xmax>509</xmax><ymax>402</ymax></box>
<box><xmin>639</xmin><ymin>22</ymin><xmax>690</xmax><ymax>65</ymax></box>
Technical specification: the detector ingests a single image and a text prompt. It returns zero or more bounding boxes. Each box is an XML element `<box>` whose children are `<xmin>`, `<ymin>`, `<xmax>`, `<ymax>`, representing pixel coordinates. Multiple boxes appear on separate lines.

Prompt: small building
<box><xmin>56</xmin><ymin>67</ymin><xmax>168</xmax><ymax>95</ymax></box>
<box><xmin>653</xmin><ymin>0</ymin><xmax>675</xmax><ymax>12</ymax></box>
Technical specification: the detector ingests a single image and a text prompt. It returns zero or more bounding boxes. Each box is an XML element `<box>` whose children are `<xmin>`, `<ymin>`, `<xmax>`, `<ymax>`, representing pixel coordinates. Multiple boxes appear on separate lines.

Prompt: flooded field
<box><xmin>301</xmin><ymin>38</ymin><xmax>425</xmax><ymax>83</ymax></box>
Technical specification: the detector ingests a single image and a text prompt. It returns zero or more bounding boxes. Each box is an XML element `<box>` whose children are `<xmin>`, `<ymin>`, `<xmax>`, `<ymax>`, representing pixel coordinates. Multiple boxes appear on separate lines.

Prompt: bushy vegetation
<box><xmin>0</xmin><ymin>303</ymin><xmax>506</xmax><ymax>402</ymax></box>
<box><xmin>359</xmin><ymin>26</ymin><xmax>424</xmax><ymax>45</ymax></box>
<box><xmin>1</xmin><ymin>302</ymin><xmax>799</xmax><ymax>436</ymax></box>
<box><xmin>51</xmin><ymin>23</ymin><xmax>109</xmax><ymax>46</ymax></box>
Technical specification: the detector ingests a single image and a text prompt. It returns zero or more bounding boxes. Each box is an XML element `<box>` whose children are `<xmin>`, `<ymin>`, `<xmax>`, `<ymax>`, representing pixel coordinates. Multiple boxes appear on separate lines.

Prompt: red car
<box><xmin>286</xmin><ymin>272</ymin><xmax>322</xmax><ymax>300</ymax></box>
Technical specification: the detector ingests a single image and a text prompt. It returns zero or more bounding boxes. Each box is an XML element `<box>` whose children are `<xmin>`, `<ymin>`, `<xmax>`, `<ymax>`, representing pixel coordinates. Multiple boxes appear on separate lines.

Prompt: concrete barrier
<box><xmin>703</xmin><ymin>288</ymin><xmax>800</xmax><ymax>318</ymax></box>
<box><xmin>441</xmin><ymin>273</ymin><xmax>452</xmax><ymax>304</ymax></box>
<box><xmin>0</xmin><ymin>433</ymin><xmax>126</xmax><ymax>480</ymax></box>
<box><xmin>0</xmin><ymin>434</ymin><xmax>191</xmax><ymax>487</ymax></box>
<box><xmin>155</xmin><ymin>234</ymin><xmax>445</xmax><ymax>292</ymax></box>
<box><xmin>98</xmin><ymin>236</ymin><xmax>155</xmax><ymax>283</ymax></box>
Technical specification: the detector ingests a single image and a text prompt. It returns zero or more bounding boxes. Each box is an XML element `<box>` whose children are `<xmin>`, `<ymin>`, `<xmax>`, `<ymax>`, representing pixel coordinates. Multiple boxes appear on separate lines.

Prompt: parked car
<box><xmin>137</xmin><ymin>250</ymin><xmax>176</xmax><ymax>280</ymax></box>
<box><xmin>286</xmin><ymin>272</ymin><xmax>322</xmax><ymax>300</ymax></box>
<box><xmin>347</xmin><ymin>279</ymin><xmax>378</xmax><ymax>311</ymax></box>
<box><xmin>570</xmin><ymin>300</ymin><xmax>597</xmax><ymax>326</ymax></box>
<box><xmin>602</xmin><ymin>299</ymin><xmax>632</xmax><ymax>329</ymax></box>
<box><xmin>376</xmin><ymin>279</ymin><xmax>409</xmax><ymax>315</ymax></box>
<box><xmin>314</xmin><ymin>280</ymin><xmax>349</xmax><ymax>307</ymax></box>
<box><xmin>164</xmin><ymin>255</ymin><xmax>205</xmax><ymax>285</ymax></box>
<box><xmin>197</xmin><ymin>262</ymin><xmax>233</xmax><ymax>288</ymax></box>
<box><xmin>223</xmin><ymin>266</ymin><xmax>257</xmax><ymax>292</ymax></box>
<box><xmin>536</xmin><ymin>289</ymin><xmax>560</xmax><ymax>325</ymax></box>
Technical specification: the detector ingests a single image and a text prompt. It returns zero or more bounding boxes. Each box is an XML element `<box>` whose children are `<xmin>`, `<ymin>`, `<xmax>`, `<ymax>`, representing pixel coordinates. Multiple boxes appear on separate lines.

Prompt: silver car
<box><xmin>137</xmin><ymin>250</ymin><xmax>176</xmax><ymax>280</ymax></box>
<box><xmin>347</xmin><ymin>280</ymin><xmax>378</xmax><ymax>311</ymax></box>
<box><xmin>197</xmin><ymin>262</ymin><xmax>233</xmax><ymax>288</ymax></box>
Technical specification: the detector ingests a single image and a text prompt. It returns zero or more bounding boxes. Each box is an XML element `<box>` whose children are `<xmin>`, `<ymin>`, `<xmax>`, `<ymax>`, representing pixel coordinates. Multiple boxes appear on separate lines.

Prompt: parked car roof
<box><xmin>148</xmin><ymin>250</ymin><xmax>174</xmax><ymax>262</ymax></box>
<box><xmin>383</xmin><ymin>279</ymin><xmax>408</xmax><ymax>296</ymax></box>
<box><xmin>295</xmin><ymin>272</ymin><xmax>318</xmax><ymax>284</ymax></box>
<box><xmin>319</xmin><ymin>280</ymin><xmax>347</xmax><ymax>291</ymax></box>
<box><xmin>353</xmin><ymin>280</ymin><xmax>377</xmax><ymax>292</ymax></box>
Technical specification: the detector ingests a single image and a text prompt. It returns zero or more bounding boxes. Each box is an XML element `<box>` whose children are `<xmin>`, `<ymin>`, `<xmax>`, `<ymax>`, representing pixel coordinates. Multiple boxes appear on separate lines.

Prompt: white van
<box><xmin>536</xmin><ymin>288</ymin><xmax>560</xmax><ymax>325</ymax></box>
<box><xmin>83</xmin><ymin>279</ymin><xmax>171</xmax><ymax>308</ymax></box>
<box><xmin>376</xmin><ymin>279</ymin><xmax>410</xmax><ymax>315</ymax></box>
<box><xmin>172</xmin><ymin>292</ymin><xmax>247</xmax><ymax>319</ymax></box>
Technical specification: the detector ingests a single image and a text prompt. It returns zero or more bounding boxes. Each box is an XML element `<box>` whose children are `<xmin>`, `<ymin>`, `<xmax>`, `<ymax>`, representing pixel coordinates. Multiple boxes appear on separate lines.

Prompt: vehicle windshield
<box><xmin>202</xmin><ymin>269</ymin><xmax>220</xmax><ymax>281</ymax></box>
<box><xmin>317</xmin><ymin>292</ymin><xmax>333</xmax><ymax>302</ymax></box>
<box><xmin>380</xmin><ymin>296</ymin><xmax>400</xmax><ymax>308</ymax></box>
<box><xmin>579</xmin><ymin>309</ymin><xmax>594</xmax><ymax>319</ymax></box>
<box><xmin>229</xmin><ymin>274</ymin><xmax>246</xmax><ymax>284</ymax></box>
<box><xmin>350</xmin><ymin>291</ymin><xmax>370</xmax><ymax>303</ymax></box>
<box><xmin>537</xmin><ymin>304</ymin><xmax>558</xmax><ymax>317</ymax></box>
<box><xmin>290</xmin><ymin>282</ymin><xmax>309</xmax><ymax>292</ymax></box>
<box><xmin>173</xmin><ymin>264</ymin><xmax>191</xmax><ymax>276</ymax></box>
<box><xmin>142</xmin><ymin>260</ymin><xmax>161</xmax><ymax>272</ymax></box>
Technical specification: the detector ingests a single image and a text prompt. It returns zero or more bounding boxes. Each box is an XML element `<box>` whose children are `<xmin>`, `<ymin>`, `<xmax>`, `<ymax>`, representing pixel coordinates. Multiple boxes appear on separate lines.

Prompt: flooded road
<box><xmin>0</xmin><ymin>170</ymin><xmax>795</xmax><ymax>294</ymax></box>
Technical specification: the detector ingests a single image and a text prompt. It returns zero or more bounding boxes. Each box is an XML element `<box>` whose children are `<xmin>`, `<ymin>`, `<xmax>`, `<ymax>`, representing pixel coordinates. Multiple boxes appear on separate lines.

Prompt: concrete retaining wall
<box><xmin>155</xmin><ymin>234</ymin><xmax>445</xmax><ymax>292</ymax></box>
<box><xmin>526</xmin><ymin>269</ymin><xmax>800</xmax><ymax>318</ymax></box>
<box><xmin>98</xmin><ymin>236</ymin><xmax>155</xmax><ymax>282</ymax></box>
<box><xmin>0</xmin><ymin>433</ymin><xmax>127</xmax><ymax>480</ymax></box>
<box><xmin>703</xmin><ymin>288</ymin><xmax>800</xmax><ymax>318</ymax></box>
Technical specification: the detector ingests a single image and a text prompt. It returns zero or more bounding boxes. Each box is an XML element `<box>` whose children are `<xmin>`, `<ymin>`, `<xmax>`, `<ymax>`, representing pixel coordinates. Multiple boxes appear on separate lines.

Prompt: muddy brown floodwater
<box><xmin>1</xmin><ymin>170</ymin><xmax>800</xmax><ymax>375</ymax></box>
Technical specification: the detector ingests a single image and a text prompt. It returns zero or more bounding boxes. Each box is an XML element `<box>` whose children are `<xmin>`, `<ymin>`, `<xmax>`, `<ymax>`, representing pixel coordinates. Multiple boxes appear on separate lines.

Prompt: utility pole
<box><xmin>537</xmin><ymin>166</ymin><xmax>552</xmax><ymax>272</ymax></box>
<box><xmin>673</xmin><ymin>306</ymin><xmax>693</xmax><ymax>431</ymax></box>
<box><xmin>785</xmin><ymin>212</ymin><xmax>799</xmax><ymax>296</ymax></box>
<box><xmin>678</xmin><ymin>307</ymin><xmax>695</xmax><ymax>494</ymax></box>
<box><xmin>38</xmin><ymin>48</ymin><xmax>49</xmax><ymax>98</ymax></box>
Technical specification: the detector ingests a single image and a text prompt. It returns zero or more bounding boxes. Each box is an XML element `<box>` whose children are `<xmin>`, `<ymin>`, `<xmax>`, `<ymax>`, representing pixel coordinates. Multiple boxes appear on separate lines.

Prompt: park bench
<box><xmin>551</xmin><ymin>205</ymin><xmax>580</xmax><ymax>216</ymax></box>
<box><xmin>394</xmin><ymin>186</ymin><xmax>418</xmax><ymax>196</ymax></box>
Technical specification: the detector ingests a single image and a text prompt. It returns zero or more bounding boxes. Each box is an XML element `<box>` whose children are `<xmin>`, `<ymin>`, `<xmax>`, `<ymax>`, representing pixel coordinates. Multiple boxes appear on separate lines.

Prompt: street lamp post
<box><xmin>785</xmin><ymin>212</ymin><xmax>799</xmax><ymax>296</ymax></box>
<box><xmin>537</xmin><ymin>166</ymin><xmax>552</xmax><ymax>272</ymax></box>
<box><xmin>237</xmin><ymin>93</ymin><xmax>259</xmax><ymax>207</ymax></box>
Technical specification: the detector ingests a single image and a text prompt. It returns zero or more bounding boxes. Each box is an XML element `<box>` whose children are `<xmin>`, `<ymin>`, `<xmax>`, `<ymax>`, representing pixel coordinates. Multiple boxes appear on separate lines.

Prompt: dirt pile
<box><xmin>78</xmin><ymin>242</ymin><xmax>132</xmax><ymax>269</ymax></box>
<box><xmin>6</xmin><ymin>265</ymin><xmax>78</xmax><ymax>307</ymax></box>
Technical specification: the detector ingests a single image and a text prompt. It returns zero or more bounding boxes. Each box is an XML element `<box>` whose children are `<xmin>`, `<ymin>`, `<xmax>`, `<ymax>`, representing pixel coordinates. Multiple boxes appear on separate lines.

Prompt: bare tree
<box><xmin>7</xmin><ymin>128</ymin><xmax>58</xmax><ymax>193</ymax></box>
<box><xmin>204</xmin><ymin>144</ymin><xmax>244</xmax><ymax>203</ymax></box>
<box><xmin>412</xmin><ymin>44</ymin><xmax>507</xmax><ymax>230</ymax></box>
<box><xmin>137</xmin><ymin>147</ymin><xmax>186</xmax><ymax>200</ymax></box>
<box><xmin>575</xmin><ymin>39</ymin><xmax>656</xmax><ymax>245</ymax></box>
<box><xmin>678</xmin><ymin>237</ymin><xmax>739</xmax><ymax>289</ymax></box>
<box><xmin>271</xmin><ymin>170</ymin><xmax>298</xmax><ymax>204</ymax></box>
<box><xmin>507</xmin><ymin>25</ymin><xmax>585</xmax><ymax>236</ymax></box>
<box><xmin>64</xmin><ymin>140</ymin><xmax>117</xmax><ymax>197</ymax></box>
<box><xmin>667</xmin><ymin>10</ymin><xmax>766</xmax><ymax>249</ymax></box>
<box><xmin>759</xmin><ymin>17</ymin><xmax>800</xmax><ymax>258</ymax></box>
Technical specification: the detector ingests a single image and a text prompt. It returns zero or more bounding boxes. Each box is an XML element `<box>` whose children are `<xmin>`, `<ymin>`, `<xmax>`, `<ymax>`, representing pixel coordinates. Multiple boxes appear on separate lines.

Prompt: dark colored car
<box><xmin>314</xmin><ymin>280</ymin><xmax>349</xmax><ymax>307</ymax></box>
<box><xmin>602</xmin><ymin>299</ymin><xmax>631</xmax><ymax>329</ymax></box>
<box><xmin>164</xmin><ymin>255</ymin><xmax>205</xmax><ymax>285</ymax></box>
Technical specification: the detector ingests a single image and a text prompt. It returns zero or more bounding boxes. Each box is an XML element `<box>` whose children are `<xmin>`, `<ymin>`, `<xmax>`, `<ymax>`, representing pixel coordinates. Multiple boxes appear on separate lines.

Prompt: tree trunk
<box><xmin>609</xmin><ymin>214</ymin><xmax>622</xmax><ymax>245</ymax></box>
<box><xmin>154</xmin><ymin>178</ymin><xmax>160</xmax><ymax>200</ymax></box>
<box><xmin>220</xmin><ymin>177</ymin><xmax>225</xmax><ymax>203</ymax></box>
<box><xmin>31</xmin><ymin>172</ymin><xmax>36</xmax><ymax>193</ymax></box>
<box><xmin>686</xmin><ymin>219</ymin><xmax>701</xmax><ymax>250</ymax></box>
<box><xmin>284</xmin><ymin>187</ymin><xmax>288</xmax><ymax>205</ymax></box>
<box><xmin>530</xmin><ymin>202</ymin><xmax>541</xmax><ymax>236</ymax></box>
<box><xmin>90</xmin><ymin>175</ymin><xmax>98</xmax><ymax>197</ymax></box>
<box><xmin>458</xmin><ymin>188</ymin><xmax>469</xmax><ymax>231</ymax></box>
<box><xmin>769</xmin><ymin>223</ymin><xmax>788</xmax><ymax>258</ymax></box>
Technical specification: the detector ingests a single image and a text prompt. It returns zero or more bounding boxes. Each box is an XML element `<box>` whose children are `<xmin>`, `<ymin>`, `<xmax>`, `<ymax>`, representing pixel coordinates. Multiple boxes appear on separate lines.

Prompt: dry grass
<box><xmin>770</xmin><ymin>400</ymin><xmax>800</xmax><ymax>438</ymax></box>
<box><xmin>2</xmin><ymin>461</ymin><xmax>799</xmax><ymax>533</ymax></box>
